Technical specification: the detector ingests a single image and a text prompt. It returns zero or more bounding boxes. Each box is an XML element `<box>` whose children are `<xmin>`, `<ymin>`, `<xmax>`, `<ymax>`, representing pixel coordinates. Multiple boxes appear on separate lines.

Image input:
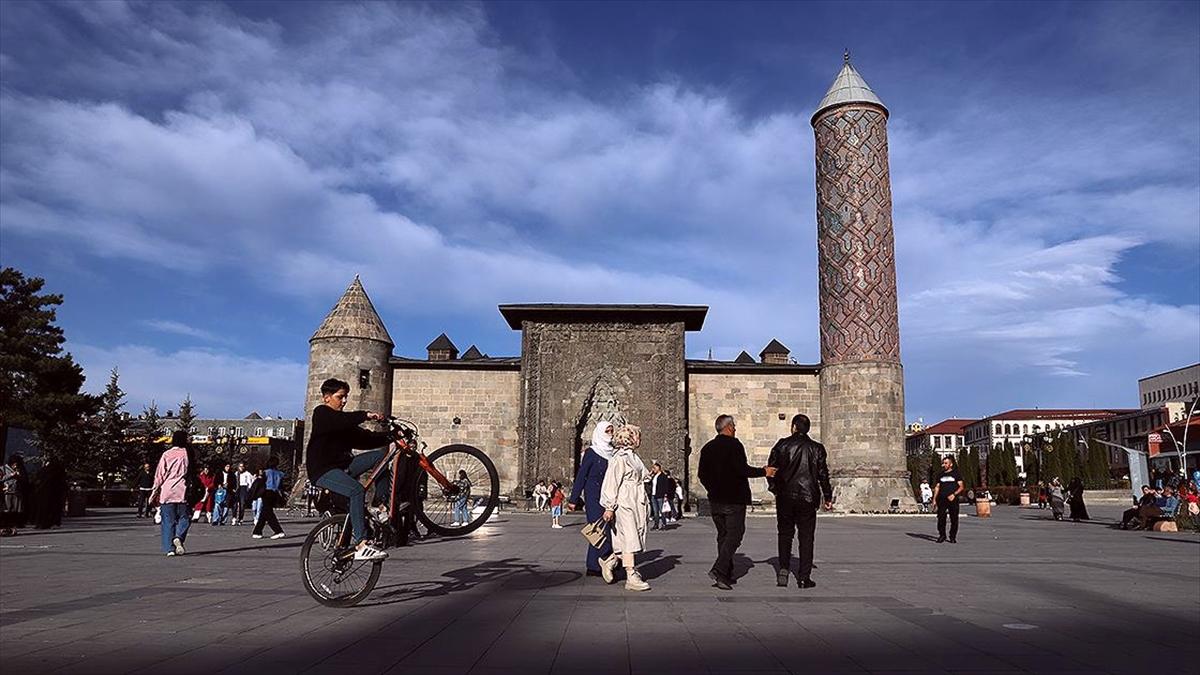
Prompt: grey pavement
<box><xmin>1</xmin><ymin>503</ymin><xmax>1197</xmax><ymax>675</ymax></box>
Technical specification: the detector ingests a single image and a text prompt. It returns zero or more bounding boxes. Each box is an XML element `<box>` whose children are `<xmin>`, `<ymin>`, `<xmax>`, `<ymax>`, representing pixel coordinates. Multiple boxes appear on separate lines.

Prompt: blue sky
<box><xmin>1</xmin><ymin>1</ymin><xmax>1197</xmax><ymax>422</ymax></box>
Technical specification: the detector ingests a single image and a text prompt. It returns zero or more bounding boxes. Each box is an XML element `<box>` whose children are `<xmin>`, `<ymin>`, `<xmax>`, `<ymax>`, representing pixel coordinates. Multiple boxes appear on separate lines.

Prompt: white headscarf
<box><xmin>590</xmin><ymin>421</ymin><xmax>615</xmax><ymax>461</ymax></box>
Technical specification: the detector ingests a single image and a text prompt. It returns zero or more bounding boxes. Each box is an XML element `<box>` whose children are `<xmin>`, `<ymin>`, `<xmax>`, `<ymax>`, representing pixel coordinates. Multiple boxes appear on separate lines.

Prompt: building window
<box><xmin>995</xmin><ymin>424</ymin><xmax>1002</xmax><ymax>435</ymax></box>
<box><xmin>218</xmin><ymin>426</ymin><xmax>226</xmax><ymax>436</ymax></box>
<box><xmin>255</xmin><ymin>427</ymin><xmax>263</xmax><ymax>436</ymax></box>
<box><xmin>933</xmin><ymin>436</ymin><xmax>941</xmax><ymax>449</ymax></box>
<box><xmin>359</xmin><ymin>369</ymin><xmax>371</xmax><ymax>389</ymax></box>
<box><xmin>1022</xmin><ymin>424</ymin><xmax>1028</xmax><ymax>434</ymax></box>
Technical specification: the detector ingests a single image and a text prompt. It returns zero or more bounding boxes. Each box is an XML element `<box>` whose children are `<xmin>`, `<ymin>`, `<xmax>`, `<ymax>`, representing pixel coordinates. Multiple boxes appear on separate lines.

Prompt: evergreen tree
<box><xmin>1085</xmin><ymin>437</ymin><xmax>1111</xmax><ymax>489</ymax></box>
<box><xmin>140</xmin><ymin>401</ymin><xmax>164</xmax><ymax>468</ymax></box>
<box><xmin>93</xmin><ymin>368</ymin><xmax>133</xmax><ymax>488</ymax></box>
<box><xmin>0</xmin><ymin>267</ymin><xmax>98</xmax><ymax>460</ymax></box>
<box><xmin>176</xmin><ymin>394</ymin><xmax>197</xmax><ymax>438</ymax></box>
<box><xmin>966</xmin><ymin>447</ymin><xmax>982</xmax><ymax>488</ymax></box>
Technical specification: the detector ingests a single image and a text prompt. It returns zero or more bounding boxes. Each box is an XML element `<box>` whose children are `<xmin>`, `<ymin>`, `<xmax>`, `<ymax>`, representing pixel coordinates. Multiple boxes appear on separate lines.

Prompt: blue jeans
<box><xmin>159</xmin><ymin>502</ymin><xmax>191</xmax><ymax>552</ymax></box>
<box><xmin>211</xmin><ymin>502</ymin><xmax>226</xmax><ymax>525</ymax></box>
<box><xmin>315</xmin><ymin>449</ymin><xmax>388</xmax><ymax>544</ymax></box>
<box><xmin>650</xmin><ymin>496</ymin><xmax>665</xmax><ymax>528</ymax></box>
<box><xmin>453</xmin><ymin>497</ymin><xmax>470</xmax><ymax>523</ymax></box>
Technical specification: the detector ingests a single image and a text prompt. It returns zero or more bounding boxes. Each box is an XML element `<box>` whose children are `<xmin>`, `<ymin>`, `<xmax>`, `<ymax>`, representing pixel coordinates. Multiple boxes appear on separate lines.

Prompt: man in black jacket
<box><xmin>766</xmin><ymin>414</ymin><xmax>833</xmax><ymax>589</ymax></box>
<box><xmin>698</xmin><ymin>414</ymin><xmax>776</xmax><ymax>590</ymax></box>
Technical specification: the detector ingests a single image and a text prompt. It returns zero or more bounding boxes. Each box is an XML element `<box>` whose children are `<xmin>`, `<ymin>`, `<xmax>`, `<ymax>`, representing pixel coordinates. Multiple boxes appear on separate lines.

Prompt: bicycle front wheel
<box><xmin>418</xmin><ymin>444</ymin><xmax>500</xmax><ymax>537</ymax></box>
<box><xmin>300</xmin><ymin>515</ymin><xmax>382</xmax><ymax>607</ymax></box>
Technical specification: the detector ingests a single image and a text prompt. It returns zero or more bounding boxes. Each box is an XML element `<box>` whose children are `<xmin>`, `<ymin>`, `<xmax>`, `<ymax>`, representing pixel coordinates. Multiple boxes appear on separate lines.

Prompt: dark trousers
<box><xmin>709</xmin><ymin>502</ymin><xmax>746</xmax><ymax>580</ymax></box>
<box><xmin>936</xmin><ymin>499</ymin><xmax>959</xmax><ymax>539</ymax></box>
<box><xmin>234</xmin><ymin>487</ymin><xmax>247</xmax><ymax>521</ymax></box>
<box><xmin>776</xmin><ymin>495</ymin><xmax>817</xmax><ymax>580</ymax></box>
<box><xmin>135</xmin><ymin>489</ymin><xmax>151</xmax><ymax>517</ymax></box>
<box><xmin>252</xmin><ymin>492</ymin><xmax>283</xmax><ymax>535</ymax></box>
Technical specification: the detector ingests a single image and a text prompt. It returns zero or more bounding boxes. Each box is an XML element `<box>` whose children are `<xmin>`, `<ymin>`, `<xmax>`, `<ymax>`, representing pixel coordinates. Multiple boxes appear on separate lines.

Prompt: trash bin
<box><xmin>974</xmin><ymin>498</ymin><xmax>991</xmax><ymax>518</ymax></box>
<box><xmin>1019</xmin><ymin>492</ymin><xmax>1031</xmax><ymax>507</ymax></box>
<box><xmin>67</xmin><ymin>485</ymin><xmax>87</xmax><ymax>517</ymax></box>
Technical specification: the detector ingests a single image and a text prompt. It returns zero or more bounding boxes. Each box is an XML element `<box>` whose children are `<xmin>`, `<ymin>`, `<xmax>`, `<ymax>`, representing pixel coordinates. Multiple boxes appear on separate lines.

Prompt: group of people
<box><xmin>1119</xmin><ymin>480</ymin><xmax>1199</xmax><ymax>530</ymax></box>
<box><xmin>147</xmin><ymin>432</ymin><xmax>290</xmax><ymax>556</ymax></box>
<box><xmin>0</xmin><ymin>454</ymin><xmax>68</xmax><ymax>535</ymax></box>
<box><xmin>564</xmin><ymin>412</ymin><xmax>834</xmax><ymax>593</ymax></box>
<box><xmin>531</xmin><ymin>479</ymin><xmax>567</xmax><ymax>528</ymax></box>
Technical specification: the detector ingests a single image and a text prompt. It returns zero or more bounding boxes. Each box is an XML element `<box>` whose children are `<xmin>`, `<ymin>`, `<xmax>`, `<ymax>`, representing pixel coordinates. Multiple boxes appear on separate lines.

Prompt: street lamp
<box><xmin>1023</xmin><ymin>433</ymin><xmax>1047</xmax><ymax>485</ymax></box>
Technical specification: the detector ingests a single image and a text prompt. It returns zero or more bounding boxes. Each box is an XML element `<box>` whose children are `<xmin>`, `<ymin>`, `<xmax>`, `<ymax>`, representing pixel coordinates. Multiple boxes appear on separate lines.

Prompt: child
<box><xmin>549</xmin><ymin>481</ymin><xmax>565</xmax><ymax>528</ymax></box>
<box><xmin>211</xmin><ymin>484</ymin><xmax>228</xmax><ymax>525</ymax></box>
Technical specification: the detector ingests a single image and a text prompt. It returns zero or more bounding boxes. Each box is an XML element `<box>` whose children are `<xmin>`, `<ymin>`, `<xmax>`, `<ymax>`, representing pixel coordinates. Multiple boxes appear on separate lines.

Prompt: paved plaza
<box><xmin>1</xmin><ymin>503</ymin><xmax>1197</xmax><ymax>674</ymax></box>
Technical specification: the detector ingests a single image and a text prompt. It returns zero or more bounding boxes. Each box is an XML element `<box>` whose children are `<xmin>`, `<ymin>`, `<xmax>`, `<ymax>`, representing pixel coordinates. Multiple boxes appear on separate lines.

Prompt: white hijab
<box><xmin>590</xmin><ymin>421</ymin><xmax>615</xmax><ymax>461</ymax></box>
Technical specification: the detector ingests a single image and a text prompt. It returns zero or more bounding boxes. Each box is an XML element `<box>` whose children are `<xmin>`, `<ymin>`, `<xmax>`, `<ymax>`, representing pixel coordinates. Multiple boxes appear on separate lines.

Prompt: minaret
<box><xmin>303</xmin><ymin>276</ymin><xmax>394</xmax><ymax>460</ymax></box>
<box><xmin>812</xmin><ymin>53</ymin><xmax>915</xmax><ymax>511</ymax></box>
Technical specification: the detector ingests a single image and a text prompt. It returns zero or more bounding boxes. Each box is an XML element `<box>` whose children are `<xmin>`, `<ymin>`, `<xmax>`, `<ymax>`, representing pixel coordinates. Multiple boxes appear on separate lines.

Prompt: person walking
<box><xmin>1048</xmin><ymin>478</ymin><xmax>1066</xmax><ymax>520</ymax></box>
<box><xmin>452</xmin><ymin>469</ymin><xmax>473</xmax><ymax>527</ymax></box>
<box><xmin>31</xmin><ymin>457</ymin><xmax>67</xmax><ymax>529</ymax></box>
<box><xmin>601</xmin><ymin>424</ymin><xmax>652</xmax><ymax>592</ymax></box>
<box><xmin>1066</xmin><ymin>477</ymin><xmax>1089</xmax><ymax>521</ymax></box>
<box><xmin>698</xmin><ymin>414</ymin><xmax>776</xmax><ymax>591</ymax></box>
<box><xmin>1</xmin><ymin>455</ymin><xmax>29</xmax><ymax>535</ymax></box>
<box><xmin>234</xmin><ymin>462</ymin><xmax>254</xmax><ymax>525</ymax></box>
<box><xmin>932</xmin><ymin>455</ymin><xmax>965</xmax><ymax>543</ymax></box>
<box><xmin>668</xmin><ymin>470</ymin><xmax>684</xmax><ymax>521</ymax></box>
<box><xmin>251</xmin><ymin>457</ymin><xmax>286</xmax><ymax>539</ymax></box>
<box><xmin>192</xmin><ymin>465</ymin><xmax>217</xmax><ymax>523</ymax></box>
<box><xmin>766</xmin><ymin>413</ymin><xmax>833</xmax><ymax>588</ymax></box>
<box><xmin>648</xmin><ymin>463</ymin><xmax>671</xmax><ymax>530</ymax></box>
<box><xmin>151</xmin><ymin>431</ymin><xmax>192</xmax><ymax>556</ymax></box>
<box><xmin>918</xmin><ymin>479</ymin><xmax>933</xmax><ymax>514</ymax></box>
<box><xmin>567</xmin><ymin>422</ymin><xmax>617</xmax><ymax>581</ymax></box>
<box><xmin>133</xmin><ymin>462</ymin><xmax>154</xmax><ymax>518</ymax></box>
<box><xmin>548</xmin><ymin>481</ymin><xmax>564</xmax><ymax>528</ymax></box>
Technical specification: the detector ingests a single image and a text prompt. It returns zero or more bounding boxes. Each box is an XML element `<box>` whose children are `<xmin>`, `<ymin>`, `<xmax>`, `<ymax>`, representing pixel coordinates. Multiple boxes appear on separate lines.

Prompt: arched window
<box><xmin>1004</xmin><ymin>424</ymin><xmax>1011</xmax><ymax>435</ymax></box>
<box><xmin>995</xmin><ymin>424</ymin><xmax>1002</xmax><ymax>435</ymax></box>
<box><xmin>1022</xmin><ymin>424</ymin><xmax>1028</xmax><ymax>434</ymax></box>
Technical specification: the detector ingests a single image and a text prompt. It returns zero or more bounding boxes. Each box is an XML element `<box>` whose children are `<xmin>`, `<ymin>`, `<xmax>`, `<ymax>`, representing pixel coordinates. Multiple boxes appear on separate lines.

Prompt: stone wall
<box><xmin>686</xmin><ymin>370</ymin><xmax>822</xmax><ymax>504</ymax></box>
<box><xmin>519</xmin><ymin>321</ymin><xmax>687</xmax><ymax>494</ymax></box>
<box><xmin>389</xmin><ymin>366</ymin><xmax>522</xmax><ymax>495</ymax></box>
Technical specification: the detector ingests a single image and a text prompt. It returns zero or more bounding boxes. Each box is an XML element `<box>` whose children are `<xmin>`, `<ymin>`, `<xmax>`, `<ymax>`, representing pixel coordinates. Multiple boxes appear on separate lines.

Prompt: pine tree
<box><xmin>0</xmin><ymin>267</ymin><xmax>98</xmax><ymax>461</ymax></box>
<box><xmin>93</xmin><ymin>368</ymin><xmax>133</xmax><ymax>488</ymax></box>
<box><xmin>176</xmin><ymin>394</ymin><xmax>197</xmax><ymax>439</ymax></box>
<box><xmin>967</xmin><ymin>447</ymin><xmax>982</xmax><ymax>488</ymax></box>
<box><xmin>140</xmin><ymin>401</ymin><xmax>164</xmax><ymax>468</ymax></box>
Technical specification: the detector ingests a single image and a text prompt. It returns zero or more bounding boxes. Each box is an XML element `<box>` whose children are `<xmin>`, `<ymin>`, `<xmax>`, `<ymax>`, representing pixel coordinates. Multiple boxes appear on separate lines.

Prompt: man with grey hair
<box><xmin>698</xmin><ymin>414</ymin><xmax>776</xmax><ymax>590</ymax></box>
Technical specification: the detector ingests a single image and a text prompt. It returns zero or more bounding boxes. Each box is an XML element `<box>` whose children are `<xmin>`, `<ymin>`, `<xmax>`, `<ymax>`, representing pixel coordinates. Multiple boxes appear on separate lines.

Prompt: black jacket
<box><xmin>698</xmin><ymin>434</ymin><xmax>764</xmax><ymax>505</ymax></box>
<box><xmin>766</xmin><ymin>433</ymin><xmax>832</xmax><ymax>504</ymax></box>
<box><xmin>306</xmin><ymin>406</ymin><xmax>391</xmax><ymax>481</ymax></box>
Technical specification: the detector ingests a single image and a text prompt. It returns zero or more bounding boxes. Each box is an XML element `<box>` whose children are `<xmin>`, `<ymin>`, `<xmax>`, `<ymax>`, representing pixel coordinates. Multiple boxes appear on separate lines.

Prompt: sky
<box><xmin>1</xmin><ymin>0</ymin><xmax>1197</xmax><ymax>423</ymax></box>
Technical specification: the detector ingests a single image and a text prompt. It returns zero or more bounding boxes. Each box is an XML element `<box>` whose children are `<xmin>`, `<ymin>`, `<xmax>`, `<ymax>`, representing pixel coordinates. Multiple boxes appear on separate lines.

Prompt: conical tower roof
<box><xmin>310</xmin><ymin>275</ymin><xmax>394</xmax><ymax>346</ymax></box>
<box><xmin>811</xmin><ymin>52</ymin><xmax>887</xmax><ymax>125</ymax></box>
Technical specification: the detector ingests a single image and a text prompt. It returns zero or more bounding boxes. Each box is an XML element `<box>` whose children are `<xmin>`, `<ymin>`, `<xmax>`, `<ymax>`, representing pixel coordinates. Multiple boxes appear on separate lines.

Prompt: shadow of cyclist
<box><xmin>364</xmin><ymin>557</ymin><xmax>580</xmax><ymax>606</ymax></box>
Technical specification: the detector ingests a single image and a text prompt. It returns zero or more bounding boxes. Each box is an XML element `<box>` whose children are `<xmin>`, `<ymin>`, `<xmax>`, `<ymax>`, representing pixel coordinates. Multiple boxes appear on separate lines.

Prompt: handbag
<box><xmin>580</xmin><ymin>519</ymin><xmax>609</xmax><ymax>549</ymax></box>
<box><xmin>661</xmin><ymin>499</ymin><xmax>672</xmax><ymax>514</ymax></box>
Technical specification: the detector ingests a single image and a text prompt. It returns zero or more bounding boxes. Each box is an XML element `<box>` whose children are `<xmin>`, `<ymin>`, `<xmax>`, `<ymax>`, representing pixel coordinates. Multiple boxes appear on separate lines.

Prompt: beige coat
<box><xmin>600</xmin><ymin>450</ymin><xmax>649</xmax><ymax>553</ymax></box>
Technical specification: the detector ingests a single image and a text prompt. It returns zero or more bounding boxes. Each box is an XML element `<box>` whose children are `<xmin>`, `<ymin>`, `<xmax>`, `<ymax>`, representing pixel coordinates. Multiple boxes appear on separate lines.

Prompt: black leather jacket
<box><xmin>766</xmin><ymin>433</ymin><xmax>833</xmax><ymax>504</ymax></box>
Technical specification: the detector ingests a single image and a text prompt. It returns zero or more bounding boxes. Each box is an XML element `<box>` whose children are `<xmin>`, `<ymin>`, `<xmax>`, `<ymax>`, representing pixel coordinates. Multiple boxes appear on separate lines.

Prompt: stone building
<box><xmin>303</xmin><ymin>55</ymin><xmax>913</xmax><ymax>511</ymax></box>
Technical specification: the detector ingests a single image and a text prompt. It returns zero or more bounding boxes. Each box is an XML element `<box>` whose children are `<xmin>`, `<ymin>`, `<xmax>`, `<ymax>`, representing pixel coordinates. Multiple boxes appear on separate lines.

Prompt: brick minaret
<box><xmin>303</xmin><ymin>276</ymin><xmax>394</xmax><ymax>461</ymax></box>
<box><xmin>812</xmin><ymin>53</ymin><xmax>915</xmax><ymax>511</ymax></box>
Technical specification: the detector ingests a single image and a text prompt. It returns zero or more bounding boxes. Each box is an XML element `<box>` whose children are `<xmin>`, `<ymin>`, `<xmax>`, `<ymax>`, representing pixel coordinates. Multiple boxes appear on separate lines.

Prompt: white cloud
<box><xmin>140</xmin><ymin>319</ymin><xmax>227</xmax><ymax>343</ymax></box>
<box><xmin>71</xmin><ymin>343</ymin><xmax>307</xmax><ymax>419</ymax></box>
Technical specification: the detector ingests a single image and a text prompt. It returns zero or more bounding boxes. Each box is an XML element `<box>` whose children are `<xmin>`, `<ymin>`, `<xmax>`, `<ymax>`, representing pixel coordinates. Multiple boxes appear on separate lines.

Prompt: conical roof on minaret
<box><xmin>811</xmin><ymin>52</ymin><xmax>888</xmax><ymax>125</ymax></box>
<box><xmin>310</xmin><ymin>275</ymin><xmax>394</xmax><ymax>346</ymax></box>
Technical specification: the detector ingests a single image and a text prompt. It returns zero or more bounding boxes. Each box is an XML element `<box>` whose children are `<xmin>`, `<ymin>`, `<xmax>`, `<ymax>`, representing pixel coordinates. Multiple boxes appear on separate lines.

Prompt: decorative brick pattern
<box><xmin>813</xmin><ymin>105</ymin><xmax>900</xmax><ymax>365</ymax></box>
<box><xmin>519</xmin><ymin>321</ymin><xmax>687</xmax><ymax>494</ymax></box>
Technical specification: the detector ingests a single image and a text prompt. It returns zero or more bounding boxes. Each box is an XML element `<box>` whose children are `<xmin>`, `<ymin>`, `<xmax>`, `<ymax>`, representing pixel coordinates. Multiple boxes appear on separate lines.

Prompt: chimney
<box><xmin>759</xmin><ymin>339</ymin><xmax>790</xmax><ymax>365</ymax></box>
<box><xmin>426</xmin><ymin>333</ymin><xmax>459</xmax><ymax>361</ymax></box>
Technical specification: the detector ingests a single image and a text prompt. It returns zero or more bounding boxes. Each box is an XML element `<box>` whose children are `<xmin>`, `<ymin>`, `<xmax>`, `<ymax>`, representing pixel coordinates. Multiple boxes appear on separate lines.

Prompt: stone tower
<box><xmin>303</xmin><ymin>276</ymin><xmax>394</xmax><ymax>459</ymax></box>
<box><xmin>811</xmin><ymin>54</ymin><xmax>915</xmax><ymax>511</ymax></box>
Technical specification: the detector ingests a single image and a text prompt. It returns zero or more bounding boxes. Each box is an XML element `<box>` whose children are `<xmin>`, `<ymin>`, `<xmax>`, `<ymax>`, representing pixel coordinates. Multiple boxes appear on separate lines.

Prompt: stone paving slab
<box><xmin>1</xmin><ymin>504</ymin><xmax>1197</xmax><ymax>674</ymax></box>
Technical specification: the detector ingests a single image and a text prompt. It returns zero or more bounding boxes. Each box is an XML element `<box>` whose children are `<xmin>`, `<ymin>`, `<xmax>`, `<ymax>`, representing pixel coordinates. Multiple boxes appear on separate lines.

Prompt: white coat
<box><xmin>600</xmin><ymin>449</ymin><xmax>649</xmax><ymax>554</ymax></box>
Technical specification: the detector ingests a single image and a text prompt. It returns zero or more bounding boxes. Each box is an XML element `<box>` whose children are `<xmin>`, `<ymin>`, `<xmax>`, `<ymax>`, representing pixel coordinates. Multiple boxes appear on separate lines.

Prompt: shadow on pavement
<box><xmin>362</xmin><ymin>557</ymin><xmax>581</xmax><ymax>607</ymax></box>
<box><xmin>186</xmin><ymin>541</ymin><xmax>303</xmax><ymax>556</ymax></box>
<box><xmin>637</xmin><ymin>549</ymin><xmax>681</xmax><ymax>580</ymax></box>
<box><xmin>904</xmin><ymin>532</ymin><xmax>940</xmax><ymax>542</ymax></box>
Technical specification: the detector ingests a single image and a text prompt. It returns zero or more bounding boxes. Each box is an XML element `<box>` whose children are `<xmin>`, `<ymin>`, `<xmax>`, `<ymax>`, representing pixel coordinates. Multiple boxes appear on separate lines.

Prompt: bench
<box><xmin>1148</xmin><ymin>501</ymin><xmax>1181</xmax><ymax>532</ymax></box>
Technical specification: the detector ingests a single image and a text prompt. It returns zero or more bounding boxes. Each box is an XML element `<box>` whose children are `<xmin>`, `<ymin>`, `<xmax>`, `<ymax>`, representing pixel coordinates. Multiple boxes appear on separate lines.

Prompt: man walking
<box><xmin>648</xmin><ymin>463</ymin><xmax>671</xmax><ymax>530</ymax></box>
<box><xmin>698</xmin><ymin>414</ymin><xmax>776</xmax><ymax>590</ymax></box>
<box><xmin>766</xmin><ymin>414</ymin><xmax>832</xmax><ymax>589</ymax></box>
<box><xmin>932</xmin><ymin>455</ymin><xmax>964</xmax><ymax>543</ymax></box>
<box><xmin>133</xmin><ymin>462</ymin><xmax>154</xmax><ymax>518</ymax></box>
<box><xmin>234</xmin><ymin>462</ymin><xmax>254</xmax><ymax>525</ymax></box>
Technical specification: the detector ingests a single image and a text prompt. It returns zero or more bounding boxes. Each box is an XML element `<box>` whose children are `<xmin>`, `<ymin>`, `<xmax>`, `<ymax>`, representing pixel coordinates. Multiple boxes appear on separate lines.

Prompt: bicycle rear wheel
<box><xmin>300</xmin><ymin>515</ymin><xmax>382</xmax><ymax>607</ymax></box>
<box><xmin>418</xmin><ymin>444</ymin><xmax>499</xmax><ymax>537</ymax></box>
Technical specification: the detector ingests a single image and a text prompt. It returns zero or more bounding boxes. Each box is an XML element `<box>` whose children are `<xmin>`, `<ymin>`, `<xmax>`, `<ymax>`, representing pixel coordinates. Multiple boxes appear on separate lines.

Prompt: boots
<box><xmin>624</xmin><ymin>568</ymin><xmax>650</xmax><ymax>592</ymax></box>
<box><xmin>600</xmin><ymin>555</ymin><xmax>618</xmax><ymax>584</ymax></box>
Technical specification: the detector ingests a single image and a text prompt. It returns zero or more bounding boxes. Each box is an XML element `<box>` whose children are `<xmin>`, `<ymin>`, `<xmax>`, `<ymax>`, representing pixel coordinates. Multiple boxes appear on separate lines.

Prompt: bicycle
<box><xmin>299</xmin><ymin>417</ymin><xmax>500</xmax><ymax>607</ymax></box>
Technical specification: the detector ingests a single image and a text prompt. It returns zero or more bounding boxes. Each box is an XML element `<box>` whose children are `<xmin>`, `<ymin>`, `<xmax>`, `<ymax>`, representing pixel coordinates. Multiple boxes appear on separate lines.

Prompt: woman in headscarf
<box><xmin>567</xmin><ymin>421</ymin><xmax>617</xmax><ymax>581</ymax></box>
<box><xmin>1048</xmin><ymin>477</ymin><xmax>1066</xmax><ymax>521</ymax></box>
<box><xmin>601</xmin><ymin>424</ymin><xmax>651</xmax><ymax>592</ymax></box>
<box><xmin>1066</xmin><ymin>477</ymin><xmax>1089</xmax><ymax>522</ymax></box>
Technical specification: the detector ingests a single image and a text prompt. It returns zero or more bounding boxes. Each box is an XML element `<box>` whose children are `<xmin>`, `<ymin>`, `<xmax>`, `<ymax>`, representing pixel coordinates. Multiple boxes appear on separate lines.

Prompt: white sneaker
<box><xmin>552</xmin><ymin>524</ymin><xmax>563</xmax><ymax>529</ymax></box>
<box><xmin>624</xmin><ymin>569</ymin><xmax>650</xmax><ymax>592</ymax></box>
<box><xmin>270</xmin><ymin>532</ymin><xmax>286</xmax><ymax>540</ymax></box>
<box><xmin>166</xmin><ymin>551</ymin><xmax>176</xmax><ymax>557</ymax></box>
<box><xmin>172</xmin><ymin>537</ymin><xmax>185</xmax><ymax>555</ymax></box>
<box><xmin>251</xmin><ymin>534</ymin><xmax>263</xmax><ymax>539</ymax></box>
<box><xmin>353</xmin><ymin>543</ymin><xmax>388</xmax><ymax>561</ymax></box>
<box><xmin>600</xmin><ymin>555</ymin><xmax>618</xmax><ymax>584</ymax></box>
<box><xmin>450</xmin><ymin>521</ymin><xmax>460</xmax><ymax>527</ymax></box>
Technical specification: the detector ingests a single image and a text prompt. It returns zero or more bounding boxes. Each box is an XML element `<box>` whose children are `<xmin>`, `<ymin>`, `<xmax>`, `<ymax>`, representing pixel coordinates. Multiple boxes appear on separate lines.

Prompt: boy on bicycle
<box><xmin>307</xmin><ymin>377</ymin><xmax>393</xmax><ymax>561</ymax></box>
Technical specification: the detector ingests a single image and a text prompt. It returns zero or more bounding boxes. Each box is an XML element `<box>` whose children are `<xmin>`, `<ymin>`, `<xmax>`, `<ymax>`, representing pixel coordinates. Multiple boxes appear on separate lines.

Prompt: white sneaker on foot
<box><xmin>172</xmin><ymin>537</ymin><xmax>185</xmax><ymax>555</ymax></box>
<box><xmin>251</xmin><ymin>534</ymin><xmax>263</xmax><ymax>539</ymax></box>
<box><xmin>552</xmin><ymin>524</ymin><xmax>563</xmax><ymax>529</ymax></box>
<box><xmin>270</xmin><ymin>532</ymin><xmax>286</xmax><ymax>539</ymax></box>
<box><xmin>353</xmin><ymin>543</ymin><xmax>388</xmax><ymax>561</ymax></box>
<box><xmin>624</xmin><ymin>569</ymin><xmax>650</xmax><ymax>592</ymax></box>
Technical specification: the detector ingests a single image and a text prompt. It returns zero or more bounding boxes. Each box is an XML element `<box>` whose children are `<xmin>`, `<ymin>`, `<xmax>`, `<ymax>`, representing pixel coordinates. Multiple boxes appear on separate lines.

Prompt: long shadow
<box><xmin>905</xmin><ymin>532</ymin><xmax>940</xmax><ymax>542</ymax></box>
<box><xmin>1018</xmin><ymin>515</ymin><xmax>1115</xmax><ymax>527</ymax></box>
<box><xmin>637</xmin><ymin>549</ymin><xmax>682</xmax><ymax>580</ymax></box>
<box><xmin>185</xmin><ymin>541</ymin><xmax>303</xmax><ymax>556</ymax></box>
<box><xmin>730</xmin><ymin>552</ymin><xmax>755</xmax><ymax>583</ymax></box>
<box><xmin>1144</xmin><ymin>535</ymin><xmax>1200</xmax><ymax>544</ymax></box>
<box><xmin>362</xmin><ymin>557</ymin><xmax>581</xmax><ymax>607</ymax></box>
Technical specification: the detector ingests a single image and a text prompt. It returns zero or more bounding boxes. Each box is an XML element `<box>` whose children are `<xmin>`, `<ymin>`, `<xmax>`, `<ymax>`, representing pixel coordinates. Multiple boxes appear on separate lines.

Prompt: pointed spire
<box><xmin>310</xmin><ymin>277</ymin><xmax>394</xmax><ymax>346</ymax></box>
<box><xmin>734</xmin><ymin>350</ymin><xmax>756</xmax><ymax>364</ymax></box>
<box><xmin>812</xmin><ymin>53</ymin><xmax>887</xmax><ymax>125</ymax></box>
